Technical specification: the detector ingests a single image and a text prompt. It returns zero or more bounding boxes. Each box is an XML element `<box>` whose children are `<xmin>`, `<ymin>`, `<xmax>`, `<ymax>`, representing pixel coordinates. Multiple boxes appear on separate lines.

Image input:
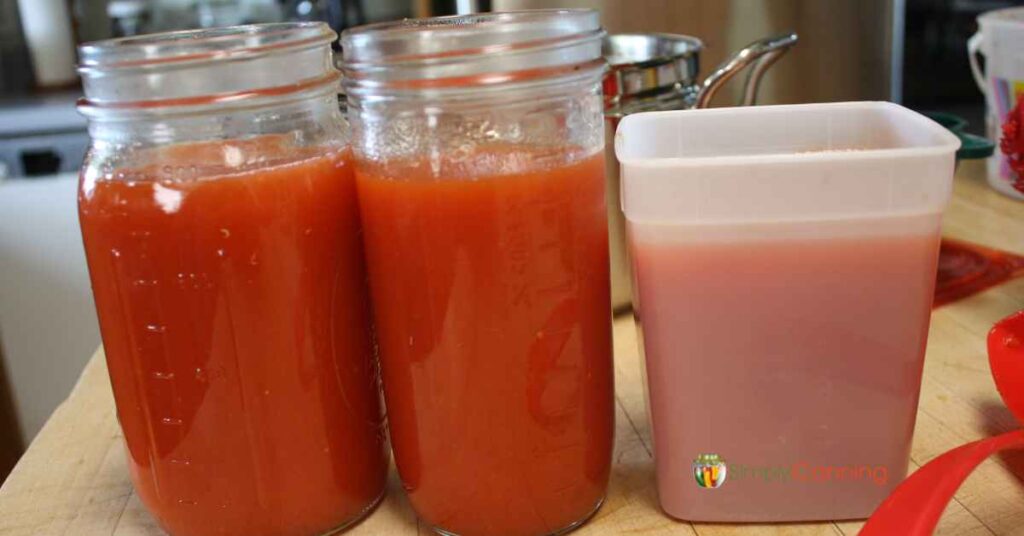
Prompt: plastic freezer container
<box><xmin>615</xmin><ymin>102</ymin><xmax>960</xmax><ymax>522</ymax></box>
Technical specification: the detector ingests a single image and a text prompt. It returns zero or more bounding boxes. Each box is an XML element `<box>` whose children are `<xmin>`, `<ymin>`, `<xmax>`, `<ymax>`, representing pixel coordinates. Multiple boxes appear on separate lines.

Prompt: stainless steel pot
<box><xmin>603</xmin><ymin>32</ymin><xmax>798</xmax><ymax>312</ymax></box>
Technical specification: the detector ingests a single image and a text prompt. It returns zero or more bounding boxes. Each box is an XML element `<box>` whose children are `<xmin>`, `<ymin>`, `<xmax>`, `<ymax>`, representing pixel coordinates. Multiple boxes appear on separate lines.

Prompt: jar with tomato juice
<box><xmin>76</xmin><ymin>23</ymin><xmax>388</xmax><ymax>536</ymax></box>
<box><xmin>341</xmin><ymin>10</ymin><xmax>615</xmax><ymax>536</ymax></box>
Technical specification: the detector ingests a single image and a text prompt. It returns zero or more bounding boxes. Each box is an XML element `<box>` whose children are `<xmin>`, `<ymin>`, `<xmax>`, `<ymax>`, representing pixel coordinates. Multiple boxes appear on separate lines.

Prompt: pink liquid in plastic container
<box><xmin>616</xmin><ymin>103</ymin><xmax>960</xmax><ymax>521</ymax></box>
<box><xmin>630</xmin><ymin>216</ymin><xmax>942</xmax><ymax>521</ymax></box>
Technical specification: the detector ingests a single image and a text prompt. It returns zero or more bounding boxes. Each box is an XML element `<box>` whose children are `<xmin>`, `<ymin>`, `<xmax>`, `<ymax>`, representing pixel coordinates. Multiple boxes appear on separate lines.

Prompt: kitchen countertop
<box><xmin>0</xmin><ymin>159</ymin><xmax>1022</xmax><ymax>535</ymax></box>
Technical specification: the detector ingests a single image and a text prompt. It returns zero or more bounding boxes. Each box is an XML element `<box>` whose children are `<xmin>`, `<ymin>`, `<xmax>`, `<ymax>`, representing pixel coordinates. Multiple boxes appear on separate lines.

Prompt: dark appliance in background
<box><xmin>0</xmin><ymin>0</ymin><xmax>85</xmax><ymax>180</ymax></box>
<box><xmin>903</xmin><ymin>0</ymin><xmax>1024</xmax><ymax>135</ymax></box>
<box><xmin>0</xmin><ymin>95</ymin><xmax>88</xmax><ymax>180</ymax></box>
<box><xmin>0</xmin><ymin>0</ymin><xmax>33</xmax><ymax>95</ymax></box>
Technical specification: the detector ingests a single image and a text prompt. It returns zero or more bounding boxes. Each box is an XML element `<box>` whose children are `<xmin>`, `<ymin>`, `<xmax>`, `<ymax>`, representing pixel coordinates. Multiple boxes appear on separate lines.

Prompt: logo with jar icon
<box><xmin>693</xmin><ymin>453</ymin><xmax>728</xmax><ymax>489</ymax></box>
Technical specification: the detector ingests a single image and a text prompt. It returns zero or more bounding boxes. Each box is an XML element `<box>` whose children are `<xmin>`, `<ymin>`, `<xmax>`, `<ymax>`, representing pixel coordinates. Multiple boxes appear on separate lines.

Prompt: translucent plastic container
<box><xmin>615</xmin><ymin>102</ymin><xmax>960</xmax><ymax>522</ymax></box>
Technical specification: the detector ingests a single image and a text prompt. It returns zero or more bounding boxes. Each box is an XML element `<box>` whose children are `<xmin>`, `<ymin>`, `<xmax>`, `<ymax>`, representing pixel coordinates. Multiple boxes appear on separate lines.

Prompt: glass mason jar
<box><xmin>341</xmin><ymin>10</ymin><xmax>614</xmax><ymax>536</ymax></box>
<box><xmin>76</xmin><ymin>24</ymin><xmax>387</xmax><ymax>536</ymax></box>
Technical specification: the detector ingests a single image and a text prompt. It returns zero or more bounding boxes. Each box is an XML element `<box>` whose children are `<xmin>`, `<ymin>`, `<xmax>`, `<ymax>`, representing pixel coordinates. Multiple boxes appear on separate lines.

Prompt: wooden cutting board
<box><xmin>0</xmin><ymin>160</ymin><xmax>1022</xmax><ymax>536</ymax></box>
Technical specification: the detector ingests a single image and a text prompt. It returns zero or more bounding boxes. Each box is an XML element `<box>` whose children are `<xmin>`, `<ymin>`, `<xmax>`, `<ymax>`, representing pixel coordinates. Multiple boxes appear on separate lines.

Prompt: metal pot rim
<box><xmin>603</xmin><ymin>33</ymin><xmax>704</xmax><ymax>73</ymax></box>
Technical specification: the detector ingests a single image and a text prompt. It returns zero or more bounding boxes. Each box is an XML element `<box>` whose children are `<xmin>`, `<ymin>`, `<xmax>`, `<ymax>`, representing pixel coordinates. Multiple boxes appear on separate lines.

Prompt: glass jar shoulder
<box><xmin>349</xmin><ymin>75</ymin><xmax>605</xmax><ymax>179</ymax></box>
<box><xmin>81</xmin><ymin>93</ymin><xmax>349</xmax><ymax>188</ymax></box>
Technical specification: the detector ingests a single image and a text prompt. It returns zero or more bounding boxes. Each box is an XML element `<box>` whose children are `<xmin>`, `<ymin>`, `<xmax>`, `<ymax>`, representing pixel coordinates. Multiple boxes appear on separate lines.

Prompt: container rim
<box><xmin>614</xmin><ymin>101</ymin><xmax>962</xmax><ymax>168</ymax></box>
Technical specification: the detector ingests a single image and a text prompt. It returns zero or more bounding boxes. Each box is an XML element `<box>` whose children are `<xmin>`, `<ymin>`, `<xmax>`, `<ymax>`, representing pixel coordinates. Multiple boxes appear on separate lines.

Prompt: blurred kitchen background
<box><xmin>0</xmin><ymin>0</ymin><xmax>1017</xmax><ymax>484</ymax></box>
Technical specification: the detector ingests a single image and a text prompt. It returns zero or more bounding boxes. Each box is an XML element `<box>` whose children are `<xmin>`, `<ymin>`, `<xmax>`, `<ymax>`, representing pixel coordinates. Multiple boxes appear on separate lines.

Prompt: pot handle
<box><xmin>696</xmin><ymin>32</ymin><xmax>798</xmax><ymax>109</ymax></box>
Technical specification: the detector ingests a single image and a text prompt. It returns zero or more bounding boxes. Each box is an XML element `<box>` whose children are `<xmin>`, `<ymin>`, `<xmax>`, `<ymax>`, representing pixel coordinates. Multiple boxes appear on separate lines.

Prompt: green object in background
<box><xmin>925</xmin><ymin>112</ymin><xmax>995</xmax><ymax>161</ymax></box>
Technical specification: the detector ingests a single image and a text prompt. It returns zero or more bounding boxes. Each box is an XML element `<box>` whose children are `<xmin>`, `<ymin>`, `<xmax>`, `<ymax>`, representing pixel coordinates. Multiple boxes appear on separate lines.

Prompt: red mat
<box><xmin>934</xmin><ymin>238</ymin><xmax>1024</xmax><ymax>308</ymax></box>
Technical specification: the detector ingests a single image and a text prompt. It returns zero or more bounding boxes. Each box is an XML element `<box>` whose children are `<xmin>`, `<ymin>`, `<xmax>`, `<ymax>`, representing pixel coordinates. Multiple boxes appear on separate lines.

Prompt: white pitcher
<box><xmin>968</xmin><ymin>6</ymin><xmax>1024</xmax><ymax>200</ymax></box>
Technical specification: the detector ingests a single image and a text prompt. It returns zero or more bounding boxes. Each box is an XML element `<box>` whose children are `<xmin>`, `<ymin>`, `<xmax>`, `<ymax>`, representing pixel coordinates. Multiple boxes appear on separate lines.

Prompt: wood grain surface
<box><xmin>0</xmin><ymin>160</ymin><xmax>1022</xmax><ymax>535</ymax></box>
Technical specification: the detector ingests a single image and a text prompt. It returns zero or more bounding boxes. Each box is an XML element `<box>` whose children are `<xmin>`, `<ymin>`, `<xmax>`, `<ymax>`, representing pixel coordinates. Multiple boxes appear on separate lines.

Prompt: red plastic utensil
<box><xmin>990</xmin><ymin>311</ymin><xmax>1024</xmax><ymax>422</ymax></box>
<box><xmin>859</xmin><ymin>431</ymin><xmax>1024</xmax><ymax>535</ymax></box>
<box><xmin>860</xmin><ymin>310</ymin><xmax>1024</xmax><ymax>536</ymax></box>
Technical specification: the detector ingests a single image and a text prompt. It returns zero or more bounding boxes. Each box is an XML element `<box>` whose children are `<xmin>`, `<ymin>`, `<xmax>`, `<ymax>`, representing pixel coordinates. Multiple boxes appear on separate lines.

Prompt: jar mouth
<box><xmin>78</xmin><ymin>23</ymin><xmax>339</xmax><ymax>112</ymax></box>
<box><xmin>79</xmin><ymin>22</ymin><xmax>334</xmax><ymax>73</ymax></box>
<box><xmin>340</xmin><ymin>10</ymin><xmax>605</xmax><ymax>93</ymax></box>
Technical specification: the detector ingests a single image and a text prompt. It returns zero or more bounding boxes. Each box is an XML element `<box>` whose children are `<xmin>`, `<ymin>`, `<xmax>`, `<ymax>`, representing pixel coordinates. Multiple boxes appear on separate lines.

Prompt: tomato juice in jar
<box><xmin>341</xmin><ymin>10</ymin><xmax>614</xmax><ymax>536</ymax></box>
<box><xmin>76</xmin><ymin>24</ymin><xmax>387</xmax><ymax>536</ymax></box>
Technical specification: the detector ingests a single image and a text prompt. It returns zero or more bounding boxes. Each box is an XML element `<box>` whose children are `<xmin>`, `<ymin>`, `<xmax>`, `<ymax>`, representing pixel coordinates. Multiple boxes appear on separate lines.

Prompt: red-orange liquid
<box><xmin>79</xmin><ymin>143</ymin><xmax>387</xmax><ymax>536</ymax></box>
<box><xmin>356</xmin><ymin>150</ymin><xmax>614</xmax><ymax>536</ymax></box>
